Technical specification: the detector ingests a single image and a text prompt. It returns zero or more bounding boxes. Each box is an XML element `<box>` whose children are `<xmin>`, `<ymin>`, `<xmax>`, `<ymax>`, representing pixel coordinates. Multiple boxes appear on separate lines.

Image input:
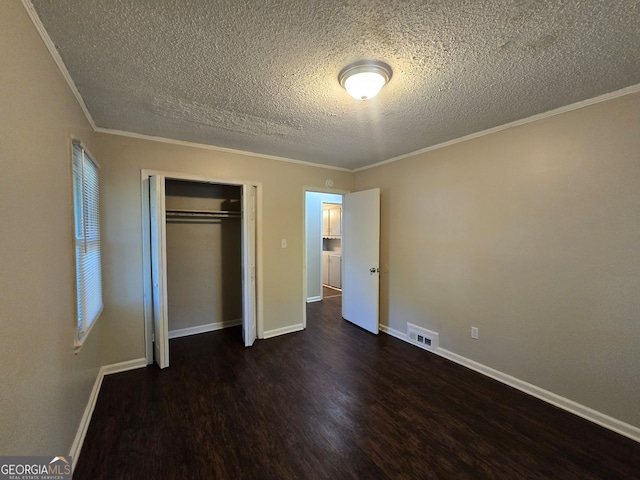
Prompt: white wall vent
<box><xmin>407</xmin><ymin>323</ymin><xmax>439</xmax><ymax>352</ymax></box>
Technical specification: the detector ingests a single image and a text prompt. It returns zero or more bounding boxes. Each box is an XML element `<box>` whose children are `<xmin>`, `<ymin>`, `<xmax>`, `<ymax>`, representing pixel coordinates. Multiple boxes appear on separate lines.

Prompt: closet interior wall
<box><xmin>165</xmin><ymin>179</ymin><xmax>242</xmax><ymax>335</ymax></box>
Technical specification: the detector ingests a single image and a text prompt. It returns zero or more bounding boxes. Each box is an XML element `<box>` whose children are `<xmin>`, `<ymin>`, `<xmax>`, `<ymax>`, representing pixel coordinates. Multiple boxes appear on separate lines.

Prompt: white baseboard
<box><xmin>380</xmin><ymin>324</ymin><xmax>407</xmax><ymax>342</ymax></box>
<box><xmin>323</xmin><ymin>285</ymin><xmax>342</xmax><ymax>292</ymax></box>
<box><xmin>168</xmin><ymin>319</ymin><xmax>241</xmax><ymax>339</ymax></box>
<box><xmin>307</xmin><ymin>296</ymin><xmax>322</xmax><ymax>303</ymax></box>
<box><xmin>100</xmin><ymin>357</ymin><xmax>148</xmax><ymax>375</ymax></box>
<box><xmin>380</xmin><ymin>325</ymin><xmax>640</xmax><ymax>443</ymax></box>
<box><xmin>263</xmin><ymin>323</ymin><xmax>304</xmax><ymax>339</ymax></box>
<box><xmin>70</xmin><ymin>358</ymin><xmax>147</xmax><ymax>471</ymax></box>
<box><xmin>69</xmin><ymin>370</ymin><xmax>103</xmax><ymax>471</ymax></box>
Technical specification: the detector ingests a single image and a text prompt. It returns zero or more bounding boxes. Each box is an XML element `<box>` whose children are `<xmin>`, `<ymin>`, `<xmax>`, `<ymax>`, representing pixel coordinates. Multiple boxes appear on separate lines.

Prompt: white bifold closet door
<box><xmin>149</xmin><ymin>176</ymin><xmax>257</xmax><ymax>369</ymax></box>
<box><xmin>150</xmin><ymin>175</ymin><xmax>169</xmax><ymax>369</ymax></box>
<box><xmin>242</xmin><ymin>184</ymin><xmax>257</xmax><ymax>347</ymax></box>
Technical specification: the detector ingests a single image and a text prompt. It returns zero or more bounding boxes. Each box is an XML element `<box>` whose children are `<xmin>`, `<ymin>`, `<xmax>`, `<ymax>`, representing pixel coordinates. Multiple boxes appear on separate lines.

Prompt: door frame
<box><xmin>141</xmin><ymin>169</ymin><xmax>264</xmax><ymax>365</ymax></box>
<box><xmin>302</xmin><ymin>186</ymin><xmax>348</xmax><ymax>329</ymax></box>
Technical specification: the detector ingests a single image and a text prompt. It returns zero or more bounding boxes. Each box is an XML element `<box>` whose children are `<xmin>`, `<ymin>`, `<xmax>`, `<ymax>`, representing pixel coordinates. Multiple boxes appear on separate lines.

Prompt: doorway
<box><xmin>305</xmin><ymin>191</ymin><xmax>344</xmax><ymax>304</ymax></box>
<box><xmin>142</xmin><ymin>170</ymin><xmax>261</xmax><ymax>368</ymax></box>
<box><xmin>303</xmin><ymin>187</ymin><xmax>381</xmax><ymax>333</ymax></box>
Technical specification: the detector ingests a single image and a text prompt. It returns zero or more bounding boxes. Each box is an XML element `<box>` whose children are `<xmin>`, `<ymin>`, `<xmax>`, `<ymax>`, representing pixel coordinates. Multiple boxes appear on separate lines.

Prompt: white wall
<box><xmin>305</xmin><ymin>192</ymin><xmax>343</xmax><ymax>301</ymax></box>
<box><xmin>0</xmin><ymin>0</ymin><xmax>101</xmax><ymax>455</ymax></box>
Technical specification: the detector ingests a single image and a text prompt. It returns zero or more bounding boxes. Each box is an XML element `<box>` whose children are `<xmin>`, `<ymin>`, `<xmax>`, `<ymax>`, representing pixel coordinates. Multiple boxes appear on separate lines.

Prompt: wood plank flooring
<box><xmin>74</xmin><ymin>297</ymin><xmax>640</xmax><ymax>479</ymax></box>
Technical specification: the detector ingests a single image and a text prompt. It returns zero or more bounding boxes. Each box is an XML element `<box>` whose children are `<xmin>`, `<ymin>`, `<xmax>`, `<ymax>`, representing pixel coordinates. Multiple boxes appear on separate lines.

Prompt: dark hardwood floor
<box><xmin>74</xmin><ymin>297</ymin><xmax>640</xmax><ymax>479</ymax></box>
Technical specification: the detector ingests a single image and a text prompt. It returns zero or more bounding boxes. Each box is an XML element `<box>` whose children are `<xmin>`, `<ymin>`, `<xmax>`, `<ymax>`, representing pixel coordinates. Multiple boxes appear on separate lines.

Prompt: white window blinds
<box><xmin>72</xmin><ymin>142</ymin><xmax>102</xmax><ymax>348</ymax></box>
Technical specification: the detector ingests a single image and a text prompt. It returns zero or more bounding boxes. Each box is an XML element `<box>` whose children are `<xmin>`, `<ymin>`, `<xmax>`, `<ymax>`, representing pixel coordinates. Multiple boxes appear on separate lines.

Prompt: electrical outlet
<box><xmin>281</xmin><ymin>239</ymin><xmax>287</xmax><ymax>248</ymax></box>
<box><xmin>471</xmin><ymin>327</ymin><xmax>479</xmax><ymax>339</ymax></box>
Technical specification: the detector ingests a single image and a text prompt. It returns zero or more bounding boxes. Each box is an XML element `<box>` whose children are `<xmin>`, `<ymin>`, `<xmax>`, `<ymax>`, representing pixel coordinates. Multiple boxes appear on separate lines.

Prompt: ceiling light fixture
<box><xmin>339</xmin><ymin>60</ymin><xmax>392</xmax><ymax>101</ymax></box>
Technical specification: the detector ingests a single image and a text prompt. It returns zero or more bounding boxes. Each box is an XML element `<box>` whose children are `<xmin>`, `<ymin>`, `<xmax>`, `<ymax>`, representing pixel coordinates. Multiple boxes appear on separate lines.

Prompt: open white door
<box><xmin>242</xmin><ymin>184</ymin><xmax>257</xmax><ymax>347</ymax></box>
<box><xmin>150</xmin><ymin>175</ymin><xmax>170</xmax><ymax>368</ymax></box>
<box><xmin>342</xmin><ymin>188</ymin><xmax>380</xmax><ymax>334</ymax></box>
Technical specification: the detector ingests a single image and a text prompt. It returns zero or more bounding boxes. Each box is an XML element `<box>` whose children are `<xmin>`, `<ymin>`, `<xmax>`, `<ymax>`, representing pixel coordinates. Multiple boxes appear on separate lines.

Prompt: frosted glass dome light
<box><xmin>339</xmin><ymin>61</ymin><xmax>392</xmax><ymax>101</ymax></box>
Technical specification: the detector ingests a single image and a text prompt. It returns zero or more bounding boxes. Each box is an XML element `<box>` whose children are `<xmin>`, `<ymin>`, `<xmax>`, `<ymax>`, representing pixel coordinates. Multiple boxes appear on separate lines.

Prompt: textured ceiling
<box><xmin>30</xmin><ymin>0</ymin><xmax>640</xmax><ymax>169</ymax></box>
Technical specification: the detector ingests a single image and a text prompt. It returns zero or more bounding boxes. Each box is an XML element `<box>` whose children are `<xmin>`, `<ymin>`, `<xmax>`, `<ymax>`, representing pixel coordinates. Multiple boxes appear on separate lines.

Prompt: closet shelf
<box><xmin>166</xmin><ymin>208</ymin><xmax>241</xmax><ymax>219</ymax></box>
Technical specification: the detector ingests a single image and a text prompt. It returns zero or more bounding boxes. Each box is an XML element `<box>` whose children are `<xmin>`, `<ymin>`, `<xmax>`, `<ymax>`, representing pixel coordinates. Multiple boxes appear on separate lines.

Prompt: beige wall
<box><xmin>0</xmin><ymin>0</ymin><xmax>101</xmax><ymax>455</ymax></box>
<box><xmin>355</xmin><ymin>92</ymin><xmax>640</xmax><ymax>427</ymax></box>
<box><xmin>3</xmin><ymin>0</ymin><xmax>637</xmax><ymax>456</ymax></box>
<box><xmin>165</xmin><ymin>181</ymin><xmax>242</xmax><ymax>331</ymax></box>
<box><xmin>92</xmin><ymin>133</ymin><xmax>353</xmax><ymax>364</ymax></box>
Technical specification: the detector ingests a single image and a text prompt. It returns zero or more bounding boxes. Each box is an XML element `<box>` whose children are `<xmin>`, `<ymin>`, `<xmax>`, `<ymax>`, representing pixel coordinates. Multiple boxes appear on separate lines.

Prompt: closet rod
<box><xmin>165</xmin><ymin>208</ymin><xmax>241</xmax><ymax>218</ymax></box>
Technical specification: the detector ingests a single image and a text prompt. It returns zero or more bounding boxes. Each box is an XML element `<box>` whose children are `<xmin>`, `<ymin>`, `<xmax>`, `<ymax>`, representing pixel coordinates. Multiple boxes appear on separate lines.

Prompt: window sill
<box><xmin>74</xmin><ymin>307</ymin><xmax>102</xmax><ymax>354</ymax></box>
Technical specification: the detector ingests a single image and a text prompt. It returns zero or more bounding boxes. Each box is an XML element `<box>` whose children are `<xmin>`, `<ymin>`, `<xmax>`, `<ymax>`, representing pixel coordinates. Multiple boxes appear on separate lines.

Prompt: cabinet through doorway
<box><xmin>322</xmin><ymin>202</ymin><xmax>342</xmax><ymax>291</ymax></box>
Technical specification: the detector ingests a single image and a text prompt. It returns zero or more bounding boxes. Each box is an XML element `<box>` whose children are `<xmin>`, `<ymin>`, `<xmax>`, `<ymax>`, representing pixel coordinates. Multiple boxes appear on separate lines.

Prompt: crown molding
<box><xmin>355</xmin><ymin>83</ymin><xmax>640</xmax><ymax>172</ymax></box>
<box><xmin>21</xmin><ymin>0</ymin><xmax>97</xmax><ymax>130</ymax></box>
<box><xmin>23</xmin><ymin>0</ymin><xmax>347</xmax><ymax>172</ymax></box>
<box><xmin>21</xmin><ymin>0</ymin><xmax>639</xmax><ymax>174</ymax></box>
<box><xmin>94</xmin><ymin>127</ymin><xmax>351</xmax><ymax>172</ymax></box>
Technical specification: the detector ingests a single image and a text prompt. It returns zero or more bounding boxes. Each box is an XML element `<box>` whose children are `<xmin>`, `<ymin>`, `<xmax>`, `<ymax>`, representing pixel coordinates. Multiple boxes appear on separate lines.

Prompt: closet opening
<box><xmin>164</xmin><ymin>179</ymin><xmax>243</xmax><ymax>341</ymax></box>
<box><xmin>142</xmin><ymin>171</ymin><xmax>259</xmax><ymax>369</ymax></box>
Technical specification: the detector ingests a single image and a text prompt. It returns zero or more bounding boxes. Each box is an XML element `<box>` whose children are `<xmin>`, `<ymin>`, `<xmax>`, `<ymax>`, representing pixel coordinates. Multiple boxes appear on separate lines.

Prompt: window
<box><xmin>72</xmin><ymin>141</ymin><xmax>102</xmax><ymax>350</ymax></box>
